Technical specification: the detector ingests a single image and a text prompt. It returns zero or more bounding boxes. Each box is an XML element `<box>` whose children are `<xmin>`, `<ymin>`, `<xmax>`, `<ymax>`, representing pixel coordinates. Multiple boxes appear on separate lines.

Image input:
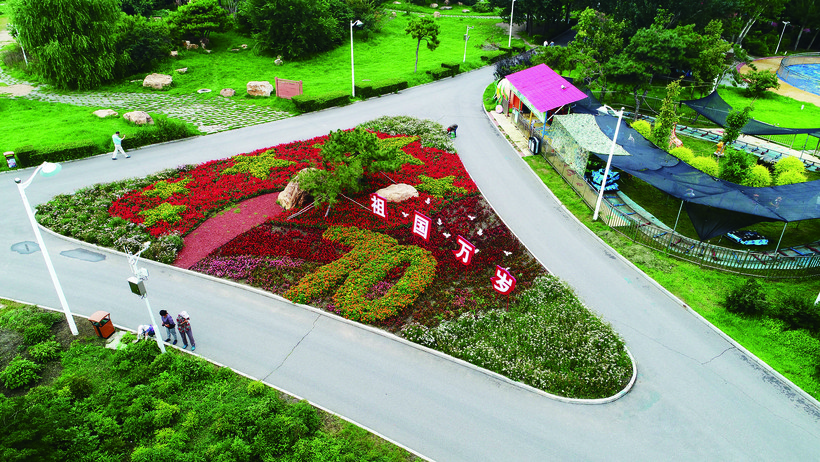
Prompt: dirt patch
<box><xmin>0</xmin><ymin>84</ymin><xmax>36</xmax><ymax>96</ymax></box>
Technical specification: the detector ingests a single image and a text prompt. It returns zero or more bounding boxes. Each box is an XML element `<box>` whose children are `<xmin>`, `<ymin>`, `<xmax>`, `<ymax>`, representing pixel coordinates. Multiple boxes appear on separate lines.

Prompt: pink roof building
<box><xmin>504</xmin><ymin>63</ymin><xmax>586</xmax><ymax>120</ymax></box>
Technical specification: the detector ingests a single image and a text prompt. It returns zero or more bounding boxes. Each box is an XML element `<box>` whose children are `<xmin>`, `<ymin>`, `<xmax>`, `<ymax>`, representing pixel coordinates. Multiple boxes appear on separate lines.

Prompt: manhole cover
<box><xmin>11</xmin><ymin>241</ymin><xmax>39</xmax><ymax>254</ymax></box>
<box><xmin>60</xmin><ymin>248</ymin><xmax>106</xmax><ymax>262</ymax></box>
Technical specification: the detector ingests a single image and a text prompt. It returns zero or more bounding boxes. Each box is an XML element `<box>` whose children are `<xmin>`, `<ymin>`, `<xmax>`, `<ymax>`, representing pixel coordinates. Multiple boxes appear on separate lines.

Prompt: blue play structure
<box><xmin>588</xmin><ymin>168</ymin><xmax>620</xmax><ymax>192</ymax></box>
<box><xmin>725</xmin><ymin>230</ymin><xmax>769</xmax><ymax>246</ymax></box>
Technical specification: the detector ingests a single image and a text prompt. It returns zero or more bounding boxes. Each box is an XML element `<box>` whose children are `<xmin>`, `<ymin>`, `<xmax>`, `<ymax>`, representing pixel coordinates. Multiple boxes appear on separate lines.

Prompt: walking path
<box><xmin>3</xmin><ymin>68</ymin><xmax>819</xmax><ymax>461</ymax></box>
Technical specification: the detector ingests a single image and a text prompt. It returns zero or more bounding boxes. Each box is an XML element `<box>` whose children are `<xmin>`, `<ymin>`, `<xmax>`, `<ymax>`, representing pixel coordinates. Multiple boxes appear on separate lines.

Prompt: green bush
<box><xmin>292</xmin><ymin>91</ymin><xmax>351</xmax><ymax>112</ymax></box>
<box><xmin>122</xmin><ymin>117</ymin><xmax>200</xmax><ymax>150</ymax></box>
<box><xmin>770</xmin><ymin>294</ymin><xmax>820</xmax><ymax>334</ymax></box>
<box><xmin>719</xmin><ymin>147</ymin><xmax>755</xmax><ymax>184</ymax></box>
<box><xmin>689</xmin><ymin>156</ymin><xmax>720</xmax><ymax>176</ymax></box>
<box><xmin>61</xmin><ymin>374</ymin><xmax>95</xmax><ymax>399</ymax></box>
<box><xmin>23</xmin><ymin>324</ymin><xmax>54</xmax><ymax>345</ymax></box>
<box><xmin>1</xmin><ymin>355</ymin><xmax>42</xmax><ymax>389</ymax></box>
<box><xmin>773</xmin><ymin>156</ymin><xmax>806</xmax><ymax>178</ymax></box>
<box><xmin>17</xmin><ymin>140</ymin><xmax>102</xmax><ymax>168</ymax></box>
<box><xmin>775</xmin><ymin>170</ymin><xmax>807</xmax><ymax>186</ymax></box>
<box><xmin>430</xmin><ymin>68</ymin><xmax>451</xmax><ymax>80</ymax></box>
<box><xmin>631</xmin><ymin>120</ymin><xmax>652</xmax><ymax>140</ymax></box>
<box><xmin>669</xmin><ymin>146</ymin><xmax>695</xmax><ymax>163</ymax></box>
<box><xmin>28</xmin><ymin>340</ymin><xmax>62</xmax><ymax>362</ymax></box>
<box><xmin>723</xmin><ymin>278</ymin><xmax>768</xmax><ymax>316</ymax></box>
<box><xmin>354</xmin><ymin>79</ymin><xmax>409</xmax><ymax>99</ymax></box>
<box><xmin>743</xmin><ymin>164</ymin><xmax>772</xmax><ymax>187</ymax></box>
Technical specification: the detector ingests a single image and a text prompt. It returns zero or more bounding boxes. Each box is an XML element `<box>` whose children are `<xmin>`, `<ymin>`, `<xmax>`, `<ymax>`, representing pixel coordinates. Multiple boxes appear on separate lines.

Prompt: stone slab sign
<box><xmin>247</xmin><ymin>81</ymin><xmax>273</xmax><ymax>97</ymax></box>
<box><xmin>123</xmin><ymin>111</ymin><xmax>154</xmax><ymax>125</ymax></box>
<box><xmin>143</xmin><ymin>73</ymin><xmax>172</xmax><ymax>90</ymax></box>
<box><xmin>275</xmin><ymin>77</ymin><xmax>303</xmax><ymax>99</ymax></box>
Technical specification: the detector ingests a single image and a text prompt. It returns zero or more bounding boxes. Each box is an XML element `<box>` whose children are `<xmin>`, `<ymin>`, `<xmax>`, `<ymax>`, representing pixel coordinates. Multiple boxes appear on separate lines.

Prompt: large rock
<box><xmin>376</xmin><ymin>183</ymin><xmax>419</xmax><ymax>203</ymax></box>
<box><xmin>246</xmin><ymin>81</ymin><xmax>273</xmax><ymax>97</ymax></box>
<box><xmin>278</xmin><ymin>169</ymin><xmax>315</xmax><ymax>210</ymax></box>
<box><xmin>92</xmin><ymin>109</ymin><xmax>118</xmax><ymax>118</ymax></box>
<box><xmin>123</xmin><ymin>111</ymin><xmax>154</xmax><ymax>125</ymax></box>
<box><xmin>433</xmin><ymin>11</ymin><xmax>441</xmax><ymax>18</ymax></box>
<box><xmin>143</xmin><ymin>73</ymin><xmax>172</xmax><ymax>90</ymax></box>
<box><xmin>220</xmin><ymin>88</ymin><xmax>236</xmax><ymax>97</ymax></box>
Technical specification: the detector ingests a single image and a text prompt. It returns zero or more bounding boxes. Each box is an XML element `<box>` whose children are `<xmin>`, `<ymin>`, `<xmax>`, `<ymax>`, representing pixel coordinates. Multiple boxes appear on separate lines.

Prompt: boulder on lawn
<box><xmin>123</xmin><ymin>111</ymin><xmax>154</xmax><ymax>125</ymax></box>
<box><xmin>278</xmin><ymin>169</ymin><xmax>315</xmax><ymax>210</ymax></box>
<box><xmin>433</xmin><ymin>11</ymin><xmax>441</xmax><ymax>18</ymax></box>
<box><xmin>143</xmin><ymin>73</ymin><xmax>173</xmax><ymax>90</ymax></box>
<box><xmin>246</xmin><ymin>81</ymin><xmax>273</xmax><ymax>97</ymax></box>
<box><xmin>93</xmin><ymin>109</ymin><xmax>118</xmax><ymax>118</ymax></box>
<box><xmin>176</xmin><ymin>67</ymin><xmax>188</xmax><ymax>74</ymax></box>
<box><xmin>220</xmin><ymin>88</ymin><xmax>236</xmax><ymax>97</ymax></box>
<box><xmin>170</xmin><ymin>50</ymin><xmax>179</xmax><ymax>58</ymax></box>
<box><xmin>376</xmin><ymin>183</ymin><xmax>419</xmax><ymax>203</ymax></box>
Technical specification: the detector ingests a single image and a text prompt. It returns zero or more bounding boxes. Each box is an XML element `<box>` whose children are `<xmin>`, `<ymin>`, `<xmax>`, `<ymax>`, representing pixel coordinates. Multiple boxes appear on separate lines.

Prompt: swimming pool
<box><xmin>777</xmin><ymin>53</ymin><xmax>820</xmax><ymax>96</ymax></box>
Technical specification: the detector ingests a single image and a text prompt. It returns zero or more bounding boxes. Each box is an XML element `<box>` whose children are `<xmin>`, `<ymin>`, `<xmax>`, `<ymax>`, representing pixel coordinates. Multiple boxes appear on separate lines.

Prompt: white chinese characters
<box><xmin>452</xmin><ymin>235</ymin><xmax>476</xmax><ymax>265</ymax></box>
<box><xmin>370</xmin><ymin>193</ymin><xmax>387</xmax><ymax>219</ymax></box>
<box><xmin>491</xmin><ymin>265</ymin><xmax>516</xmax><ymax>295</ymax></box>
<box><xmin>412</xmin><ymin>211</ymin><xmax>432</xmax><ymax>241</ymax></box>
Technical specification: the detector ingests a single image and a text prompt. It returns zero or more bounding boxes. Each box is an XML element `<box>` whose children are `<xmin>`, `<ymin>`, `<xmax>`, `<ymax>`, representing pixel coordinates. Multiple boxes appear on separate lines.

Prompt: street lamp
<box><xmin>126</xmin><ymin>241</ymin><xmax>166</xmax><ymax>353</ymax></box>
<box><xmin>350</xmin><ymin>19</ymin><xmax>364</xmax><ymax>98</ymax></box>
<box><xmin>775</xmin><ymin>21</ymin><xmax>791</xmax><ymax>55</ymax></box>
<box><xmin>15</xmin><ymin>162</ymin><xmax>79</xmax><ymax>335</ymax></box>
<box><xmin>508</xmin><ymin>0</ymin><xmax>516</xmax><ymax>48</ymax></box>
<box><xmin>463</xmin><ymin>26</ymin><xmax>474</xmax><ymax>63</ymax></box>
<box><xmin>593</xmin><ymin>106</ymin><xmax>625</xmax><ymax>221</ymax></box>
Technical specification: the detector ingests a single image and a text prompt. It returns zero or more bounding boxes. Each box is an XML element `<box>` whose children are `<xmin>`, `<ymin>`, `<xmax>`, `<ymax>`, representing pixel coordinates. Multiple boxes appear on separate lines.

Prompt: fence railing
<box><xmin>537</xmin><ymin>140</ymin><xmax>820</xmax><ymax>279</ymax></box>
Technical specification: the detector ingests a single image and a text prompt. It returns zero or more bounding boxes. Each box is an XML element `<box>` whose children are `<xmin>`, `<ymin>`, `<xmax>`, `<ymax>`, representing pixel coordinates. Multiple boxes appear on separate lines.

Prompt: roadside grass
<box><xmin>0</xmin><ymin>97</ymin><xmax>181</xmax><ymax>153</ymax></box>
<box><xmin>383</xmin><ymin>1</ymin><xmax>501</xmax><ymax>16</ymax></box>
<box><xmin>0</xmin><ymin>301</ymin><xmax>417</xmax><ymax>460</ymax></box>
<box><xmin>525</xmin><ymin>154</ymin><xmax>820</xmax><ymax>400</ymax></box>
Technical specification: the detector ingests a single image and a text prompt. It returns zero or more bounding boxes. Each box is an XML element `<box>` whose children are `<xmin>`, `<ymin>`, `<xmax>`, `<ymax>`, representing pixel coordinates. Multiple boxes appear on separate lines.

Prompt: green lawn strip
<box><xmin>0</xmin><ymin>301</ymin><xmax>416</xmax><ymax>461</ymax></box>
<box><xmin>97</xmin><ymin>17</ymin><xmax>508</xmax><ymax>109</ymax></box>
<box><xmin>525</xmin><ymin>154</ymin><xmax>820</xmax><ymax>400</ymax></box>
<box><xmin>384</xmin><ymin>2</ymin><xmax>501</xmax><ymax>17</ymax></box>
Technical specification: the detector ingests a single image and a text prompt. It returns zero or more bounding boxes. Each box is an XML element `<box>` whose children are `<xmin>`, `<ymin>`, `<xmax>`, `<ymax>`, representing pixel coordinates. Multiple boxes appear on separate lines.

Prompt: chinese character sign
<box><xmin>452</xmin><ymin>235</ymin><xmax>476</xmax><ymax>266</ymax></box>
<box><xmin>412</xmin><ymin>211</ymin><xmax>432</xmax><ymax>241</ymax></box>
<box><xmin>491</xmin><ymin>266</ymin><xmax>516</xmax><ymax>295</ymax></box>
<box><xmin>370</xmin><ymin>193</ymin><xmax>387</xmax><ymax>219</ymax></box>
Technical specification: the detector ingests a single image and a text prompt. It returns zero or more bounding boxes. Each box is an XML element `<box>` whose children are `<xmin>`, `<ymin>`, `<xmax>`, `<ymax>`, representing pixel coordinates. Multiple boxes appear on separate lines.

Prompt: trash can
<box><xmin>4</xmin><ymin>152</ymin><xmax>16</xmax><ymax>169</ymax></box>
<box><xmin>89</xmin><ymin>311</ymin><xmax>115</xmax><ymax>339</ymax></box>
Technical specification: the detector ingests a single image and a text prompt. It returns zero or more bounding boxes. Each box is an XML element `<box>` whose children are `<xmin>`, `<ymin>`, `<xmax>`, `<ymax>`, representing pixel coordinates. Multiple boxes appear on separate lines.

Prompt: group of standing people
<box><xmin>137</xmin><ymin>309</ymin><xmax>196</xmax><ymax>351</ymax></box>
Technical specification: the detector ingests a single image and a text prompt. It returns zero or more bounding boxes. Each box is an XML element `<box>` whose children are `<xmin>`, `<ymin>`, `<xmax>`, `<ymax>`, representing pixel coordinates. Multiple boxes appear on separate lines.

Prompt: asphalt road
<box><xmin>2</xmin><ymin>67</ymin><xmax>819</xmax><ymax>461</ymax></box>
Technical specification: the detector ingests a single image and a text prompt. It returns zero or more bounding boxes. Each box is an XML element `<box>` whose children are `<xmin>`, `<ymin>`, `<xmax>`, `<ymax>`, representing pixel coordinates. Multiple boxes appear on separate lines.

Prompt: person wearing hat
<box><xmin>111</xmin><ymin>131</ymin><xmax>129</xmax><ymax>160</ymax></box>
<box><xmin>176</xmin><ymin>311</ymin><xmax>196</xmax><ymax>351</ymax></box>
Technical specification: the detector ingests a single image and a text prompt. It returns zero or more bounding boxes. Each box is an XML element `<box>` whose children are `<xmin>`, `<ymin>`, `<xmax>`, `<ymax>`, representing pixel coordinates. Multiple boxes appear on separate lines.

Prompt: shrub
<box><xmin>63</xmin><ymin>374</ymin><xmax>94</xmax><ymax>399</ymax></box>
<box><xmin>631</xmin><ymin>120</ymin><xmax>652</xmax><ymax>140</ymax></box>
<box><xmin>291</xmin><ymin>91</ymin><xmax>351</xmax><ymax>112</ymax></box>
<box><xmin>1</xmin><ymin>355</ymin><xmax>42</xmax><ymax>389</ymax></box>
<box><xmin>113</xmin><ymin>14</ymin><xmax>173</xmax><ymax>79</ymax></box>
<box><xmin>354</xmin><ymin>79</ymin><xmax>409</xmax><ymax>99</ymax></box>
<box><xmin>28</xmin><ymin>340</ymin><xmax>62</xmax><ymax>362</ymax></box>
<box><xmin>23</xmin><ymin>324</ymin><xmax>53</xmax><ymax>345</ymax></box>
<box><xmin>122</xmin><ymin>117</ymin><xmax>200</xmax><ymax>150</ymax></box>
<box><xmin>773</xmin><ymin>156</ymin><xmax>806</xmax><ymax>178</ymax></box>
<box><xmin>723</xmin><ymin>278</ymin><xmax>768</xmax><ymax>315</ymax></box>
<box><xmin>775</xmin><ymin>170</ymin><xmax>807</xmax><ymax>186</ymax></box>
<box><xmin>669</xmin><ymin>146</ymin><xmax>694</xmax><ymax>163</ymax></box>
<box><xmin>247</xmin><ymin>380</ymin><xmax>268</xmax><ymax>397</ymax></box>
<box><xmin>770</xmin><ymin>294</ymin><xmax>820</xmax><ymax>333</ymax></box>
<box><xmin>166</xmin><ymin>0</ymin><xmax>231</xmax><ymax>44</ymax></box>
<box><xmin>720</xmin><ymin>147</ymin><xmax>755</xmax><ymax>184</ymax></box>
<box><xmin>743</xmin><ymin>164</ymin><xmax>772</xmax><ymax>187</ymax></box>
<box><xmin>17</xmin><ymin>140</ymin><xmax>102</xmax><ymax>168</ymax></box>
<box><xmin>689</xmin><ymin>156</ymin><xmax>719</xmax><ymax>176</ymax></box>
<box><xmin>359</xmin><ymin>115</ymin><xmax>454</xmax><ymax>152</ymax></box>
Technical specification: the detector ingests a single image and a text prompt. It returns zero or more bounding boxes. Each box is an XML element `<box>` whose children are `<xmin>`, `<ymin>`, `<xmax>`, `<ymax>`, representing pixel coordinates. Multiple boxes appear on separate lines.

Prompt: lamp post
<box><xmin>775</xmin><ymin>21</ymin><xmax>790</xmax><ymax>55</ymax></box>
<box><xmin>463</xmin><ymin>26</ymin><xmax>474</xmax><ymax>63</ymax></box>
<box><xmin>593</xmin><ymin>106</ymin><xmax>625</xmax><ymax>221</ymax></box>
<box><xmin>350</xmin><ymin>19</ymin><xmax>364</xmax><ymax>98</ymax></box>
<box><xmin>15</xmin><ymin>162</ymin><xmax>79</xmax><ymax>335</ymax></box>
<box><xmin>508</xmin><ymin>0</ymin><xmax>515</xmax><ymax>48</ymax></box>
<box><xmin>126</xmin><ymin>242</ymin><xmax>166</xmax><ymax>353</ymax></box>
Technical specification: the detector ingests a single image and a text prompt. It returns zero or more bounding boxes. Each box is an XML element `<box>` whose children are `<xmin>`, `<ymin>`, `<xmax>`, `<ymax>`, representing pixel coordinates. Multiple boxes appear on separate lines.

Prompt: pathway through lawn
<box><xmin>174</xmin><ymin>192</ymin><xmax>282</xmax><ymax>269</ymax></box>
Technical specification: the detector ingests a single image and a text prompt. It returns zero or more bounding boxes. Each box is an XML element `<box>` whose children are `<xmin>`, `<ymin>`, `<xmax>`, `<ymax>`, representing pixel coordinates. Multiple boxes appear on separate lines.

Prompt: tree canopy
<box><xmin>9</xmin><ymin>0</ymin><xmax>120</xmax><ymax>90</ymax></box>
<box><xmin>406</xmin><ymin>16</ymin><xmax>440</xmax><ymax>73</ymax></box>
<box><xmin>166</xmin><ymin>0</ymin><xmax>232</xmax><ymax>45</ymax></box>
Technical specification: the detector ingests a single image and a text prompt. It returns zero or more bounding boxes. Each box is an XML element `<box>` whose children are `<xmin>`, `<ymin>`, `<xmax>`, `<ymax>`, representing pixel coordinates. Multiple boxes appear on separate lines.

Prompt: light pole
<box><xmin>126</xmin><ymin>242</ymin><xmax>166</xmax><ymax>353</ymax></box>
<box><xmin>775</xmin><ymin>21</ymin><xmax>791</xmax><ymax>55</ymax></box>
<box><xmin>508</xmin><ymin>0</ymin><xmax>516</xmax><ymax>48</ymax></box>
<box><xmin>463</xmin><ymin>26</ymin><xmax>474</xmax><ymax>63</ymax></box>
<box><xmin>15</xmin><ymin>162</ymin><xmax>79</xmax><ymax>335</ymax></box>
<box><xmin>593</xmin><ymin>106</ymin><xmax>625</xmax><ymax>221</ymax></box>
<box><xmin>350</xmin><ymin>19</ymin><xmax>364</xmax><ymax>98</ymax></box>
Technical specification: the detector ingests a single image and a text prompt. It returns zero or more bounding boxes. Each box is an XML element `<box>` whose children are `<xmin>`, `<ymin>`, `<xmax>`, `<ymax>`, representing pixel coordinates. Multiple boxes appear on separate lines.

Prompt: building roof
<box><xmin>506</xmin><ymin>63</ymin><xmax>586</xmax><ymax>113</ymax></box>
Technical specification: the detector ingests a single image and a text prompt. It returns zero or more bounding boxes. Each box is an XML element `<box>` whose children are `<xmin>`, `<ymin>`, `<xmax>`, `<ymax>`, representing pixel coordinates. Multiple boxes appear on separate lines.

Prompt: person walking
<box><xmin>111</xmin><ymin>131</ymin><xmax>129</xmax><ymax>160</ymax></box>
<box><xmin>159</xmin><ymin>309</ymin><xmax>177</xmax><ymax>344</ymax></box>
<box><xmin>176</xmin><ymin>311</ymin><xmax>196</xmax><ymax>351</ymax></box>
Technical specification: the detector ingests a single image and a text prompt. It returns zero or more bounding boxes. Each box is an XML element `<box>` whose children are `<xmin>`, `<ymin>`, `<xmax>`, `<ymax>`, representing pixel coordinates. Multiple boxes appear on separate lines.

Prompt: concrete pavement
<box><xmin>2</xmin><ymin>67</ymin><xmax>819</xmax><ymax>461</ymax></box>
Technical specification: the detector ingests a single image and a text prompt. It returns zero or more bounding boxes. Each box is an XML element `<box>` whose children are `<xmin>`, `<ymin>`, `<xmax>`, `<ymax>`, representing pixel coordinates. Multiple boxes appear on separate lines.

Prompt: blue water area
<box><xmin>781</xmin><ymin>63</ymin><xmax>820</xmax><ymax>96</ymax></box>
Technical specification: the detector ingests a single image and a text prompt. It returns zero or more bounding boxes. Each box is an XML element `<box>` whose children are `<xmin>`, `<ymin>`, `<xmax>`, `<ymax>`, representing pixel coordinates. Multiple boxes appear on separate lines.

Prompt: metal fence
<box><xmin>536</xmin><ymin>142</ymin><xmax>820</xmax><ymax>279</ymax></box>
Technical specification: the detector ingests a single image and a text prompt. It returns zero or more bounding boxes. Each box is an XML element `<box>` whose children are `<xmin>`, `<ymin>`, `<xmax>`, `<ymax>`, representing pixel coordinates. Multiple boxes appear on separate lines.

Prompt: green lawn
<box><xmin>525</xmin><ymin>155</ymin><xmax>820</xmax><ymax>400</ymax></box>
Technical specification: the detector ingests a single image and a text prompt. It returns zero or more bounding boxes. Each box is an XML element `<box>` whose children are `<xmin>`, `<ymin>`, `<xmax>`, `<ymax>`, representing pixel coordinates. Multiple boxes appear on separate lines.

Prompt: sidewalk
<box><xmin>488</xmin><ymin>109</ymin><xmax>531</xmax><ymax>157</ymax></box>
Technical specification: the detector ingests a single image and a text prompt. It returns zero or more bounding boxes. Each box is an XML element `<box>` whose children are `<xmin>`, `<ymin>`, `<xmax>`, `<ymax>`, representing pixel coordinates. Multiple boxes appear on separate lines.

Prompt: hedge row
<box><xmin>354</xmin><ymin>79</ymin><xmax>409</xmax><ymax>99</ymax></box>
<box><xmin>292</xmin><ymin>91</ymin><xmax>351</xmax><ymax>112</ymax></box>
<box><xmin>12</xmin><ymin>117</ymin><xmax>199</xmax><ymax>168</ymax></box>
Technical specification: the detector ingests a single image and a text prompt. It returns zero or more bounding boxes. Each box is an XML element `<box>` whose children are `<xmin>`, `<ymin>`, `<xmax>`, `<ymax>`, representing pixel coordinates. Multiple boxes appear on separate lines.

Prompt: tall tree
<box><xmin>166</xmin><ymin>0</ymin><xmax>232</xmax><ymax>46</ymax></box>
<box><xmin>652</xmin><ymin>79</ymin><xmax>683</xmax><ymax>150</ymax></box>
<box><xmin>405</xmin><ymin>16</ymin><xmax>440</xmax><ymax>73</ymax></box>
<box><xmin>690</xmin><ymin>20</ymin><xmax>732</xmax><ymax>95</ymax></box>
<box><xmin>786</xmin><ymin>0</ymin><xmax>820</xmax><ymax>50</ymax></box>
<box><xmin>9</xmin><ymin>0</ymin><xmax>120</xmax><ymax>90</ymax></box>
<box><xmin>733</xmin><ymin>0</ymin><xmax>788</xmax><ymax>46</ymax></box>
<box><xmin>569</xmin><ymin>8</ymin><xmax>626</xmax><ymax>99</ymax></box>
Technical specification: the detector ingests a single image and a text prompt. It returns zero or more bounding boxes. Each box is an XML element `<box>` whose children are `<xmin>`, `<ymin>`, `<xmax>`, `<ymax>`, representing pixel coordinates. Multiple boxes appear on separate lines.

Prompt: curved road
<box><xmin>2</xmin><ymin>67</ymin><xmax>819</xmax><ymax>460</ymax></box>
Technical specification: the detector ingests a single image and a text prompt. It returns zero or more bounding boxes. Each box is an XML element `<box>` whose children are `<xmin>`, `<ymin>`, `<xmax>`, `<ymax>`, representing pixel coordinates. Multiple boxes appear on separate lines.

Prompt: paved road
<box><xmin>2</xmin><ymin>67</ymin><xmax>819</xmax><ymax>460</ymax></box>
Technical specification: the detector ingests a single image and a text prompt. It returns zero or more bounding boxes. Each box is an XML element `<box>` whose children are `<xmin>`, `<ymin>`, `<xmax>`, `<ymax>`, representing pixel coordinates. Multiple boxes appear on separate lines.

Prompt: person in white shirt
<box><xmin>112</xmin><ymin>131</ymin><xmax>129</xmax><ymax>160</ymax></box>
